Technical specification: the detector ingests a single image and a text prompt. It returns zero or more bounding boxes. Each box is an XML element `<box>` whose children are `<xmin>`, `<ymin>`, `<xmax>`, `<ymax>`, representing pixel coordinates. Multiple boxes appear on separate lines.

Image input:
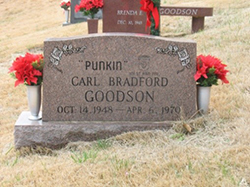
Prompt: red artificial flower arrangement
<box><xmin>60</xmin><ymin>0</ymin><xmax>71</xmax><ymax>10</ymax></box>
<box><xmin>194</xmin><ymin>54</ymin><xmax>229</xmax><ymax>87</ymax></box>
<box><xmin>9</xmin><ymin>53</ymin><xmax>44</xmax><ymax>87</ymax></box>
<box><xmin>75</xmin><ymin>0</ymin><xmax>103</xmax><ymax>19</ymax></box>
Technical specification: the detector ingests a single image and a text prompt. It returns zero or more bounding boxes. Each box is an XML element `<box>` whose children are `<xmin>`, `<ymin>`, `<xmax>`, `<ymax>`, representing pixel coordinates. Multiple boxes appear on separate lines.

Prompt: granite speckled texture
<box><xmin>43</xmin><ymin>33</ymin><xmax>197</xmax><ymax>122</ymax></box>
<box><xmin>14</xmin><ymin>112</ymin><xmax>173</xmax><ymax>149</ymax></box>
<box><xmin>159</xmin><ymin>7</ymin><xmax>213</xmax><ymax>33</ymax></box>
<box><xmin>103</xmin><ymin>0</ymin><xmax>148</xmax><ymax>33</ymax></box>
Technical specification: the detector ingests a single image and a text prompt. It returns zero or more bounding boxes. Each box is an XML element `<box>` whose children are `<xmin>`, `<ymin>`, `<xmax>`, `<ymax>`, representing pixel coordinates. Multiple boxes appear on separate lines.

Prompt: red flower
<box><xmin>75</xmin><ymin>0</ymin><xmax>103</xmax><ymax>16</ymax></box>
<box><xmin>75</xmin><ymin>5</ymin><xmax>80</xmax><ymax>12</ymax></box>
<box><xmin>140</xmin><ymin>0</ymin><xmax>160</xmax><ymax>29</ymax></box>
<box><xmin>194</xmin><ymin>57</ymin><xmax>208</xmax><ymax>81</ymax></box>
<box><xmin>194</xmin><ymin>54</ymin><xmax>229</xmax><ymax>86</ymax></box>
<box><xmin>60</xmin><ymin>0</ymin><xmax>71</xmax><ymax>10</ymax></box>
<box><xmin>9</xmin><ymin>53</ymin><xmax>44</xmax><ymax>87</ymax></box>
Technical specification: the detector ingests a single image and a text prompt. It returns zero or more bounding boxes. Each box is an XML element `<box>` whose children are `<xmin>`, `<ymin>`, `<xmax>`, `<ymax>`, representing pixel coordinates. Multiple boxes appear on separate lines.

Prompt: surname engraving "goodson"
<box><xmin>160</xmin><ymin>8</ymin><xmax>198</xmax><ymax>16</ymax></box>
<box><xmin>84</xmin><ymin>90</ymin><xmax>154</xmax><ymax>103</ymax></box>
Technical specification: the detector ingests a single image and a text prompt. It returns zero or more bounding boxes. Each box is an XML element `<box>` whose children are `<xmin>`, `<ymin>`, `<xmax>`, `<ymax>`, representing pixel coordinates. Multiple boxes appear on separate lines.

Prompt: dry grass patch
<box><xmin>1</xmin><ymin>0</ymin><xmax>250</xmax><ymax>186</ymax></box>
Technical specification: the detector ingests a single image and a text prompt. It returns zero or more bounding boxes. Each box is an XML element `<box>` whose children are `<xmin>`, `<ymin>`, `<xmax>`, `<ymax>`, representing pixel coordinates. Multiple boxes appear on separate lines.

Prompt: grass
<box><xmin>0</xmin><ymin>0</ymin><xmax>250</xmax><ymax>186</ymax></box>
<box><xmin>70</xmin><ymin>150</ymin><xmax>98</xmax><ymax>164</ymax></box>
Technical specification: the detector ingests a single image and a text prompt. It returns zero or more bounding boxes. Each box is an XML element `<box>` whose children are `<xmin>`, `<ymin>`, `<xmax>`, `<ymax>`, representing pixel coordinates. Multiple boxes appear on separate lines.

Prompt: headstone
<box><xmin>14</xmin><ymin>33</ymin><xmax>197</xmax><ymax>149</ymax></box>
<box><xmin>102</xmin><ymin>0</ymin><xmax>148</xmax><ymax>34</ymax></box>
<box><xmin>159</xmin><ymin>6</ymin><xmax>213</xmax><ymax>33</ymax></box>
<box><xmin>70</xmin><ymin>0</ymin><xmax>103</xmax><ymax>24</ymax></box>
<box><xmin>159</xmin><ymin>7</ymin><xmax>213</xmax><ymax>17</ymax></box>
<box><xmin>43</xmin><ymin>33</ymin><xmax>197</xmax><ymax>122</ymax></box>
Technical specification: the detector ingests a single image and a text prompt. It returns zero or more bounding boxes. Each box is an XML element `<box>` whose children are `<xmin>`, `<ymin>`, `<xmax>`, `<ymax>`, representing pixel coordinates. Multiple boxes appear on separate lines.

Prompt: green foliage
<box><xmin>219</xmin><ymin>160</ymin><xmax>230</xmax><ymax>177</ymax></box>
<box><xmin>36</xmin><ymin>76</ymin><xmax>43</xmax><ymax>86</ymax></box>
<box><xmin>32</xmin><ymin>59</ymin><xmax>44</xmax><ymax>71</ymax></box>
<box><xmin>170</xmin><ymin>133</ymin><xmax>185</xmax><ymax>141</ymax></box>
<box><xmin>23</xmin><ymin>76</ymin><xmax>43</xmax><ymax>86</ymax></box>
<box><xmin>94</xmin><ymin>139</ymin><xmax>112</xmax><ymax>150</ymax></box>
<box><xmin>218</xmin><ymin>160</ymin><xmax>236</xmax><ymax>185</ymax></box>
<box><xmin>11</xmin><ymin>156</ymin><xmax>19</xmax><ymax>167</ymax></box>
<box><xmin>187</xmin><ymin>160</ymin><xmax>194</xmax><ymax>174</ymax></box>
<box><xmin>70</xmin><ymin>139</ymin><xmax>112</xmax><ymax>164</ymax></box>
<box><xmin>4</xmin><ymin>156</ymin><xmax>19</xmax><ymax>167</ymax></box>
<box><xmin>111</xmin><ymin>156</ymin><xmax>132</xmax><ymax>171</ymax></box>
<box><xmin>9</xmin><ymin>72</ymin><xmax>16</xmax><ymax>80</ymax></box>
<box><xmin>82</xmin><ymin>7</ymin><xmax>99</xmax><ymax>19</ymax></box>
<box><xmin>197</xmin><ymin>67</ymin><xmax>219</xmax><ymax>86</ymax></box>
<box><xmin>70</xmin><ymin>150</ymin><xmax>98</xmax><ymax>164</ymax></box>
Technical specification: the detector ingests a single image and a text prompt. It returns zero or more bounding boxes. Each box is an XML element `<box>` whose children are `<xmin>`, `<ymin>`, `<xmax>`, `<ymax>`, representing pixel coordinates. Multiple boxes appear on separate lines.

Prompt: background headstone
<box><xmin>43</xmin><ymin>33</ymin><xmax>197</xmax><ymax>122</ymax></box>
<box><xmin>70</xmin><ymin>0</ymin><xmax>102</xmax><ymax>24</ymax></box>
<box><xmin>102</xmin><ymin>0</ymin><xmax>148</xmax><ymax>34</ymax></box>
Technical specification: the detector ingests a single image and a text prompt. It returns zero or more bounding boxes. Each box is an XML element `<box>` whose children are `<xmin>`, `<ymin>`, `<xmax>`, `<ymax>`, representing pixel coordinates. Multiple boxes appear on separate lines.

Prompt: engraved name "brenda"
<box><xmin>117</xmin><ymin>10</ymin><xmax>143</xmax><ymax>16</ymax></box>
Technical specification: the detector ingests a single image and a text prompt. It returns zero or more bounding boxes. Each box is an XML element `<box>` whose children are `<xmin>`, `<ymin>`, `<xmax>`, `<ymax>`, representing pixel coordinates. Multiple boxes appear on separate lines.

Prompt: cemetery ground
<box><xmin>0</xmin><ymin>0</ymin><xmax>250</xmax><ymax>186</ymax></box>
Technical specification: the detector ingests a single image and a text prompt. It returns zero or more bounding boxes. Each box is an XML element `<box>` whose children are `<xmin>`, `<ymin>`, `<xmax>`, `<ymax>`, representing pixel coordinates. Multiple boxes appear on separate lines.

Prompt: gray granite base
<box><xmin>14</xmin><ymin>111</ymin><xmax>173</xmax><ymax>149</ymax></box>
<box><xmin>62</xmin><ymin>23</ymin><xmax>71</xmax><ymax>26</ymax></box>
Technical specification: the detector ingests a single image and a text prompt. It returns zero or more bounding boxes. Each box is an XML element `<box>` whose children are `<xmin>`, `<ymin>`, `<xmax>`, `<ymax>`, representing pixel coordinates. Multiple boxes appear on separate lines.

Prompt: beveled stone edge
<box><xmin>14</xmin><ymin>111</ymin><xmax>173</xmax><ymax>149</ymax></box>
<box><xmin>44</xmin><ymin>32</ymin><xmax>196</xmax><ymax>44</ymax></box>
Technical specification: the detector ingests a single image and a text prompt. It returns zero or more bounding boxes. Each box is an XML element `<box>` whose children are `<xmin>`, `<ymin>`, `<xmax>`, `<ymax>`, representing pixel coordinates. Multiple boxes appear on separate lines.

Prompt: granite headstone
<box><xmin>43</xmin><ymin>33</ymin><xmax>197</xmax><ymax>122</ymax></box>
<box><xmin>102</xmin><ymin>0</ymin><xmax>148</xmax><ymax>34</ymax></box>
<box><xmin>14</xmin><ymin>33</ymin><xmax>197</xmax><ymax>149</ymax></box>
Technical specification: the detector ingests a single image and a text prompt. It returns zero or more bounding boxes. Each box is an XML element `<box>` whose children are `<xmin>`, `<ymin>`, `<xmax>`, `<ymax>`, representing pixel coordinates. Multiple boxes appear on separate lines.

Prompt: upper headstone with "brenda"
<box><xmin>102</xmin><ymin>0</ymin><xmax>148</xmax><ymax>34</ymax></box>
<box><xmin>43</xmin><ymin>33</ymin><xmax>197</xmax><ymax>122</ymax></box>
